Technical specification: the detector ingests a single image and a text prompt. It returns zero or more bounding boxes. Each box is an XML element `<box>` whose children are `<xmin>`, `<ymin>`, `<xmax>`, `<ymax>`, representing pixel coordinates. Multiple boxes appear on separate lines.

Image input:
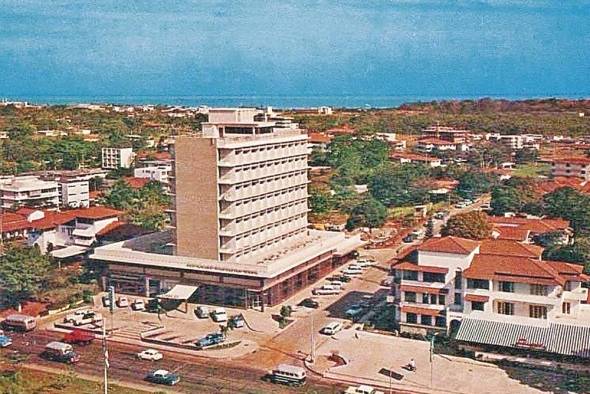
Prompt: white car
<box><xmin>312</xmin><ymin>285</ymin><xmax>341</xmax><ymax>295</ymax></box>
<box><xmin>341</xmin><ymin>267</ymin><xmax>363</xmax><ymax>276</ymax></box>
<box><xmin>355</xmin><ymin>258</ymin><xmax>376</xmax><ymax>268</ymax></box>
<box><xmin>137</xmin><ymin>349</ymin><xmax>163</xmax><ymax>361</ymax></box>
<box><xmin>321</xmin><ymin>321</ymin><xmax>343</xmax><ymax>335</ymax></box>
<box><xmin>328</xmin><ymin>280</ymin><xmax>346</xmax><ymax>289</ymax></box>
<box><xmin>211</xmin><ymin>307</ymin><xmax>228</xmax><ymax>322</ymax></box>
<box><xmin>64</xmin><ymin>310</ymin><xmax>103</xmax><ymax>326</ymax></box>
<box><xmin>132</xmin><ymin>299</ymin><xmax>145</xmax><ymax>311</ymax></box>
<box><xmin>345</xmin><ymin>384</ymin><xmax>384</xmax><ymax>394</ymax></box>
<box><xmin>117</xmin><ymin>296</ymin><xmax>129</xmax><ymax>308</ymax></box>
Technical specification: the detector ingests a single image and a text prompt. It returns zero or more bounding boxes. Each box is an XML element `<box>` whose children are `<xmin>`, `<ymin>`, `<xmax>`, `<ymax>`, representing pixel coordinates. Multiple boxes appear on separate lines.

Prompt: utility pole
<box><xmin>310</xmin><ymin>313</ymin><xmax>315</xmax><ymax>363</ymax></box>
<box><xmin>102</xmin><ymin>314</ymin><xmax>108</xmax><ymax>394</ymax></box>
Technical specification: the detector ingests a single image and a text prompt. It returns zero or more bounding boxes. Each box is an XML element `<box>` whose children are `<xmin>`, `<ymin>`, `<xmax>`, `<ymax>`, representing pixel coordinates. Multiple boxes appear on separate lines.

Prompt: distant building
<box><xmin>551</xmin><ymin>157</ymin><xmax>590</xmax><ymax>181</ymax></box>
<box><xmin>0</xmin><ymin>176</ymin><xmax>59</xmax><ymax>210</ymax></box>
<box><xmin>58</xmin><ymin>178</ymin><xmax>90</xmax><ymax>208</ymax></box>
<box><xmin>36</xmin><ymin>129</ymin><xmax>67</xmax><ymax>138</ymax></box>
<box><xmin>497</xmin><ymin>135</ymin><xmax>524</xmax><ymax>150</ymax></box>
<box><xmin>308</xmin><ymin>132</ymin><xmax>333</xmax><ymax>152</ymax></box>
<box><xmin>415</xmin><ymin>138</ymin><xmax>468</xmax><ymax>153</ymax></box>
<box><xmin>390</xmin><ymin>153</ymin><xmax>442</xmax><ymax>168</ymax></box>
<box><xmin>133</xmin><ymin>165</ymin><xmax>172</xmax><ymax>192</ymax></box>
<box><xmin>102</xmin><ymin>147</ymin><xmax>134</xmax><ymax>169</ymax></box>
<box><xmin>422</xmin><ymin>125</ymin><xmax>469</xmax><ymax>143</ymax></box>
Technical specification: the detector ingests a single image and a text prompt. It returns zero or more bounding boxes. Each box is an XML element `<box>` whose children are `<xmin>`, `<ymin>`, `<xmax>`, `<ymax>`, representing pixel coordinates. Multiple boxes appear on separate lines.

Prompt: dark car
<box><xmin>145</xmin><ymin>369</ymin><xmax>180</xmax><ymax>386</ymax></box>
<box><xmin>328</xmin><ymin>274</ymin><xmax>351</xmax><ymax>283</ymax></box>
<box><xmin>402</xmin><ymin>234</ymin><xmax>416</xmax><ymax>243</ymax></box>
<box><xmin>345</xmin><ymin>305</ymin><xmax>364</xmax><ymax>320</ymax></box>
<box><xmin>195</xmin><ymin>333</ymin><xmax>225</xmax><ymax>349</ymax></box>
<box><xmin>298</xmin><ymin>298</ymin><xmax>320</xmax><ymax>309</ymax></box>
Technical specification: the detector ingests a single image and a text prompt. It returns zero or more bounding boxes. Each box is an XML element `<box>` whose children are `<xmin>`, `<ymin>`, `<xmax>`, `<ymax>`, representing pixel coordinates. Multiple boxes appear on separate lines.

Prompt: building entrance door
<box><xmin>247</xmin><ymin>291</ymin><xmax>262</xmax><ymax>311</ymax></box>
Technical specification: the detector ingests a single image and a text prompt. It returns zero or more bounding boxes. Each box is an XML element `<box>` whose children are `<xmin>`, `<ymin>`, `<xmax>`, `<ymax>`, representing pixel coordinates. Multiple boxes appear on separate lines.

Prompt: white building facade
<box><xmin>0</xmin><ymin>176</ymin><xmax>60</xmax><ymax>210</ymax></box>
<box><xmin>102</xmin><ymin>147</ymin><xmax>134</xmax><ymax>169</ymax></box>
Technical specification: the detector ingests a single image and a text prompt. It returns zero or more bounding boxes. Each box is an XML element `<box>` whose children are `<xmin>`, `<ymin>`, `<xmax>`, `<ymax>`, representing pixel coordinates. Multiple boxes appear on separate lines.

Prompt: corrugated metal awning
<box><xmin>456</xmin><ymin>317</ymin><xmax>590</xmax><ymax>358</ymax></box>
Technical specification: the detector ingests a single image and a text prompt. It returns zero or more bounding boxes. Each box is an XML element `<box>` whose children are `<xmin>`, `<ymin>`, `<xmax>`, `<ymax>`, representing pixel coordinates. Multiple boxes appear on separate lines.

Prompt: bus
<box><xmin>265</xmin><ymin>364</ymin><xmax>306</xmax><ymax>386</ymax></box>
<box><xmin>2</xmin><ymin>314</ymin><xmax>37</xmax><ymax>332</ymax></box>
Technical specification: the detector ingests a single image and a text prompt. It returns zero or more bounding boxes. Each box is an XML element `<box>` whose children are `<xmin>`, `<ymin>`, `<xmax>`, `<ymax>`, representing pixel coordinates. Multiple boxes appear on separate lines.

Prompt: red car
<box><xmin>63</xmin><ymin>329</ymin><xmax>95</xmax><ymax>346</ymax></box>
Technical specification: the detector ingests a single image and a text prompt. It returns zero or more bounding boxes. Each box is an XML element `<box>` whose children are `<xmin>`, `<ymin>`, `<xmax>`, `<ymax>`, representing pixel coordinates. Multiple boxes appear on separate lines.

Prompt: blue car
<box><xmin>0</xmin><ymin>335</ymin><xmax>12</xmax><ymax>348</ymax></box>
<box><xmin>195</xmin><ymin>333</ymin><xmax>225</xmax><ymax>349</ymax></box>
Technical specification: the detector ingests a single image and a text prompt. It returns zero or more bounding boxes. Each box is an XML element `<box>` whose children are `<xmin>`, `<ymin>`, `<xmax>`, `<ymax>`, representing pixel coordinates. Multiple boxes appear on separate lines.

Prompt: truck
<box><xmin>62</xmin><ymin>329</ymin><xmax>95</xmax><ymax>345</ymax></box>
<box><xmin>41</xmin><ymin>341</ymin><xmax>80</xmax><ymax>364</ymax></box>
<box><xmin>64</xmin><ymin>310</ymin><xmax>103</xmax><ymax>326</ymax></box>
<box><xmin>344</xmin><ymin>385</ymin><xmax>385</xmax><ymax>394</ymax></box>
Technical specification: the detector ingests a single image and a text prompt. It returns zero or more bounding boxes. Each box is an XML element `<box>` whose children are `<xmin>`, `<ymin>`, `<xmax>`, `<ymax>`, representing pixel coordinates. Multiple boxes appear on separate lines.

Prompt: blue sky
<box><xmin>1</xmin><ymin>1</ymin><xmax>589</xmax><ymax>98</ymax></box>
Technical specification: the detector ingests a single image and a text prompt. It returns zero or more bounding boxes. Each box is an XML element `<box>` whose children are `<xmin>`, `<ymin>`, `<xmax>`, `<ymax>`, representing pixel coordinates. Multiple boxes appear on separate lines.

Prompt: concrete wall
<box><xmin>174</xmin><ymin>136</ymin><xmax>220</xmax><ymax>259</ymax></box>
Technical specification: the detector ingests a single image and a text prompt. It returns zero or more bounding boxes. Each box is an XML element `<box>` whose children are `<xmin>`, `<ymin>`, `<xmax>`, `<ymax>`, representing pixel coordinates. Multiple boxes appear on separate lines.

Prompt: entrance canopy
<box><xmin>50</xmin><ymin>245</ymin><xmax>88</xmax><ymax>259</ymax></box>
<box><xmin>157</xmin><ymin>284</ymin><xmax>199</xmax><ymax>301</ymax></box>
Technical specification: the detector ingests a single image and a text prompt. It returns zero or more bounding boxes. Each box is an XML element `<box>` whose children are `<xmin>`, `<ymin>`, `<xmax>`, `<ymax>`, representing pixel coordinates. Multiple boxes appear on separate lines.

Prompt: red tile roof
<box><xmin>479</xmin><ymin>239</ymin><xmax>543</xmax><ymax>259</ymax></box>
<box><xmin>400</xmin><ymin>305</ymin><xmax>444</xmax><ymax>316</ymax></box>
<box><xmin>137</xmin><ymin>151</ymin><xmax>173</xmax><ymax>161</ymax></box>
<box><xmin>28</xmin><ymin>207</ymin><xmax>122</xmax><ymax>231</ymax></box>
<box><xmin>390</xmin><ymin>153</ymin><xmax>441</xmax><ymax>162</ymax></box>
<box><xmin>392</xmin><ymin>261</ymin><xmax>449</xmax><ymax>274</ymax></box>
<box><xmin>308</xmin><ymin>132</ymin><xmax>332</xmax><ymax>144</ymax></box>
<box><xmin>1</xmin><ymin>213</ymin><xmax>31</xmax><ymax>233</ymax></box>
<box><xmin>488</xmin><ymin>216</ymin><xmax>570</xmax><ymax>234</ymax></box>
<box><xmin>417</xmin><ymin>138</ymin><xmax>457</xmax><ymax>146</ymax></box>
<box><xmin>552</xmin><ymin>157</ymin><xmax>590</xmax><ymax>165</ymax></box>
<box><xmin>493</xmin><ymin>227</ymin><xmax>530</xmax><ymax>242</ymax></box>
<box><xmin>463</xmin><ymin>255</ymin><xmax>587</xmax><ymax>286</ymax></box>
<box><xmin>73</xmin><ymin>206</ymin><xmax>121</xmax><ymax>220</ymax></box>
<box><xmin>418</xmin><ymin>236</ymin><xmax>480</xmax><ymax>255</ymax></box>
<box><xmin>464</xmin><ymin>294</ymin><xmax>489</xmax><ymax>303</ymax></box>
<box><xmin>124</xmin><ymin>177</ymin><xmax>150</xmax><ymax>189</ymax></box>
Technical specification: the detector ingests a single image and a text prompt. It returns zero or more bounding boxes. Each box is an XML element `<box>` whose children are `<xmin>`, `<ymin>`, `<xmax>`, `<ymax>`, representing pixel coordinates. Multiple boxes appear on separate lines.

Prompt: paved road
<box><xmin>3</xmin><ymin>329</ymin><xmax>343</xmax><ymax>393</ymax></box>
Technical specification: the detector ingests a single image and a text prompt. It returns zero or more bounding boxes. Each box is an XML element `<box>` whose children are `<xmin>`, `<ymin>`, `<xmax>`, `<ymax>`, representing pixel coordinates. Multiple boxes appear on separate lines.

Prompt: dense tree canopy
<box><xmin>346</xmin><ymin>197</ymin><xmax>388</xmax><ymax>230</ymax></box>
<box><xmin>0</xmin><ymin>246</ymin><xmax>52</xmax><ymax>309</ymax></box>
<box><xmin>442</xmin><ymin>211</ymin><xmax>493</xmax><ymax>240</ymax></box>
<box><xmin>368</xmin><ymin>164</ymin><xmax>431</xmax><ymax>207</ymax></box>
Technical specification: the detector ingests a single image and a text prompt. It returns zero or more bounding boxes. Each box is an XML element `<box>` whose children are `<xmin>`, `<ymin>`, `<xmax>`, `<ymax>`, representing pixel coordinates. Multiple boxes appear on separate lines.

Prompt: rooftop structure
<box><xmin>0</xmin><ymin>176</ymin><xmax>59</xmax><ymax>211</ymax></box>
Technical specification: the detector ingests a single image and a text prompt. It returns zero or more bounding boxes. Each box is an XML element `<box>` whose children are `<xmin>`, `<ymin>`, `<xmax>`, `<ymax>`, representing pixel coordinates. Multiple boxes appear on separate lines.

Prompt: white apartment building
<box><xmin>134</xmin><ymin>165</ymin><xmax>172</xmax><ymax>191</ymax></box>
<box><xmin>392</xmin><ymin>236</ymin><xmax>590</xmax><ymax>359</ymax></box>
<box><xmin>0</xmin><ymin>176</ymin><xmax>60</xmax><ymax>210</ymax></box>
<box><xmin>58</xmin><ymin>178</ymin><xmax>90</xmax><ymax>208</ymax></box>
<box><xmin>550</xmin><ymin>158</ymin><xmax>590</xmax><ymax>181</ymax></box>
<box><xmin>497</xmin><ymin>134</ymin><xmax>524</xmax><ymax>150</ymax></box>
<box><xmin>102</xmin><ymin>147</ymin><xmax>134</xmax><ymax>169</ymax></box>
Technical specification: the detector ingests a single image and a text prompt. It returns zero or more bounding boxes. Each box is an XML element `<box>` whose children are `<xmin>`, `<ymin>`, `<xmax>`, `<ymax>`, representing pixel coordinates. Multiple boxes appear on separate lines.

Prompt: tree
<box><xmin>490</xmin><ymin>177</ymin><xmax>542</xmax><ymax>215</ymax></box>
<box><xmin>309</xmin><ymin>187</ymin><xmax>332</xmax><ymax>214</ymax></box>
<box><xmin>368</xmin><ymin>164</ymin><xmax>431</xmax><ymax>207</ymax></box>
<box><xmin>544</xmin><ymin>187</ymin><xmax>590</xmax><ymax>235</ymax></box>
<box><xmin>457</xmin><ymin>172</ymin><xmax>496</xmax><ymax>199</ymax></box>
<box><xmin>442</xmin><ymin>211</ymin><xmax>492</xmax><ymax>240</ymax></box>
<box><xmin>543</xmin><ymin>237</ymin><xmax>590</xmax><ymax>273</ymax></box>
<box><xmin>346</xmin><ymin>197</ymin><xmax>388</xmax><ymax>230</ymax></box>
<box><xmin>0</xmin><ymin>246</ymin><xmax>51</xmax><ymax>309</ymax></box>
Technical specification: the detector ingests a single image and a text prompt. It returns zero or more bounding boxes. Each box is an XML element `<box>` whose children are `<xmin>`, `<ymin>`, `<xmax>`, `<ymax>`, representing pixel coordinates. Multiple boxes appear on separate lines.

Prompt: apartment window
<box><xmin>422</xmin><ymin>293</ymin><xmax>430</xmax><ymax>304</ymax></box>
<box><xmin>454</xmin><ymin>293</ymin><xmax>462</xmax><ymax>305</ymax></box>
<box><xmin>530</xmin><ymin>284</ymin><xmax>548</xmax><ymax>296</ymax></box>
<box><xmin>471</xmin><ymin>301</ymin><xmax>484</xmax><ymax>311</ymax></box>
<box><xmin>564</xmin><ymin>281</ymin><xmax>573</xmax><ymax>291</ymax></box>
<box><xmin>423</xmin><ymin>272</ymin><xmax>445</xmax><ymax>283</ymax></box>
<box><xmin>529</xmin><ymin>305</ymin><xmax>547</xmax><ymax>319</ymax></box>
<box><xmin>404</xmin><ymin>292</ymin><xmax>416</xmax><ymax>303</ymax></box>
<box><xmin>435</xmin><ymin>316</ymin><xmax>446</xmax><ymax>327</ymax></box>
<box><xmin>402</xmin><ymin>270</ymin><xmax>418</xmax><ymax>281</ymax></box>
<box><xmin>562</xmin><ymin>302</ymin><xmax>571</xmax><ymax>314</ymax></box>
<box><xmin>467</xmin><ymin>279</ymin><xmax>489</xmax><ymax>290</ymax></box>
<box><xmin>497</xmin><ymin>302</ymin><xmax>514</xmax><ymax>315</ymax></box>
<box><xmin>438</xmin><ymin>295</ymin><xmax>446</xmax><ymax>305</ymax></box>
<box><xmin>454</xmin><ymin>271</ymin><xmax>462</xmax><ymax>290</ymax></box>
<box><xmin>420</xmin><ymin>315</ymin><xmax>432</xmax><ymax>326</ymax></box>
<box><xmin>499</xmin><ymin>281</ymin><xmax>515</xmax><ymax>293</ymax></box>
<box><xmin>406</xmin><ymin>313</ymin><xmax>417</xmax><ymax>324</ymax></box>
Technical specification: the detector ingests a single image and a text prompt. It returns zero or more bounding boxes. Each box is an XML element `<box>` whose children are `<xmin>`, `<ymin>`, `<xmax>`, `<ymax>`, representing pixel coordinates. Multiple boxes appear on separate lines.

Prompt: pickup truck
<box><xmin>64</xmin><ymin>310</ymin><xmax>103</xmax><ymax>326</ymax></box>
<box><xmin>344</xmin><ymin>384</ymin><xmax>385</xmax><ymax>394</ymax></box>
<box><xmin>195</xmin><ymin>333</ymin><xmax>225</xmax><ymax>349</ymax></box>
<box><xmin>63</xmin><ymin>329</ymin><xmax>94</xmax><ymax>345</ymax></box>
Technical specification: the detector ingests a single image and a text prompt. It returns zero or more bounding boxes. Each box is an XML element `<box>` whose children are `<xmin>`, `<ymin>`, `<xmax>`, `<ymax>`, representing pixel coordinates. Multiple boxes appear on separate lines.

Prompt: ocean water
<box><xmin>6</xmin><ymin>94</ymin><xmax>585</xmax><ymax>109</ymax></box>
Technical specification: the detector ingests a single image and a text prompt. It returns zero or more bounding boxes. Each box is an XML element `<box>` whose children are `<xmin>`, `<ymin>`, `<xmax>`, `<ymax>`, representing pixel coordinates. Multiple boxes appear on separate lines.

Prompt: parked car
<box><xmin>329</xmin><ymin>274</ymin><xmax>351</xmax><ymax>283</ymax></box>
<box><xmin>433</xmin><ymin>211</ymin><xmax>446</xmax><ymax>220</ymax></box>
<box><xmin>0</xmin><ymin>335</ymin><xmax>12</xmax><ymax>348</ymax></box>
<box><xmin>341</xmin><ymin>267</ymin><xmax>363</xmax><ymax>276</ymax></box>
<box><xmin>356</xmin><ymin>257</ymin><xmax>376</xmax><ymax>267</ymax></box>
<box><xmin>117</xmin><ymin>296</ymin><xmax>129</xmax><ymax>308</ymax></box>
<box><xmin>410</xmin><ymin>229</ymin><xmax>424</xmax><ymax>238</ymax></box>
<box><xmin>137</xmin><ymin>349</ymin><xmax>163</xmax><ymax>361</ymax></box>
<box><xmin>348</xmin><ymin>263</ymin><xmax>366</xmax><ymax>270</ymax></box>
<box><xmin>195</xmin><ymin>306</ymin><xmax>210</xmax><ymax>319</ymax></box>
<box><xmin>402</xmin><ymin>234</ymin><xmax>416</xmax><ymax>243</ymax></box>
<box><xmin>321</xmin><ymin>321</ymin><xmax>343</xmax><ymax>336</ymax></box>
<box><xmin>380</xmin><ymin>277</ymin><xmax>394</xmax><ymax>287</ymax></box>
<box><xmin>229</xmin><ymin>314</ymin><xmax>245</xmax><ymax>328</ymax></box>
<box><xmin>145</xmin><ymin>369</ymin><xmax>180</xmax><ymax>386</ymax></box>
<box><xmin>328</xmin><ymin>280</ymin><xmax>346</xmax><ymax>289</ymax></box>
<box><xmin>211</xmin><ymin>307</ymin><xmax>228</xmax><ymax>323</ymax></box>
<box><xmin>195</xmin><ymin>333</ymin><xmax>225</xmax><ymax>349</ymax></box>
<box><xmin>312</xmin><ymin>285</ymin><xmax>341</xmax><ymax>295</ymax></box>
<box><xmin>345</xmin><ymin>305</ymin><xmax>364</xmax><ymax>319</ymax></box>
<box><xmin>298</xmin><ymin>298</ymin><xmax>320</xmax><ymax>309</ymax></box>
<box><xmin>41</xmin><ymin>342</ymin><xmax>80</xmax><ymax>364</ymax></box>
<box><xmin>64</xmin><ymin>310</ymin><xmax>103</xmax><ymax>326</ymax></box>
<box><xmin>63</xmin><ymin>329</ymin><xmax>94</xmax><ymax>345</ymax></box>
<box><xmin>132</xmin><ymin>299</ymin><xmax>145</xmax><ymax>311</ymax></box>
<box><xmin>345</xmin><ymin>384</ymin><xmax>384</xmax><ymax>394</ymax></box>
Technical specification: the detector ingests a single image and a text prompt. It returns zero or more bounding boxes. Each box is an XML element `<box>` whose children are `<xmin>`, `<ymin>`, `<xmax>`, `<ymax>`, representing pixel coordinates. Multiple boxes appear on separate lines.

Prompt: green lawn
<box><xmin>513</xmin><ymin>163</ymin><xmax>550</xmax><ymax>178</ymax></box>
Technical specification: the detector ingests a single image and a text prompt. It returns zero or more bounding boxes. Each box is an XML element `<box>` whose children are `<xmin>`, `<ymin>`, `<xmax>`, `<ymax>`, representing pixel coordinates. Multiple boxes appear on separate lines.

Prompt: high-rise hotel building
<box><xmin>173</xmin><ymin>108</ymin><xmax>309</xmax><ymax>263</ymax></box>
<box><xmin>92</xmin><ymin>108</ymin><xmax>363</xmax><ymax>308</ymax></box>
